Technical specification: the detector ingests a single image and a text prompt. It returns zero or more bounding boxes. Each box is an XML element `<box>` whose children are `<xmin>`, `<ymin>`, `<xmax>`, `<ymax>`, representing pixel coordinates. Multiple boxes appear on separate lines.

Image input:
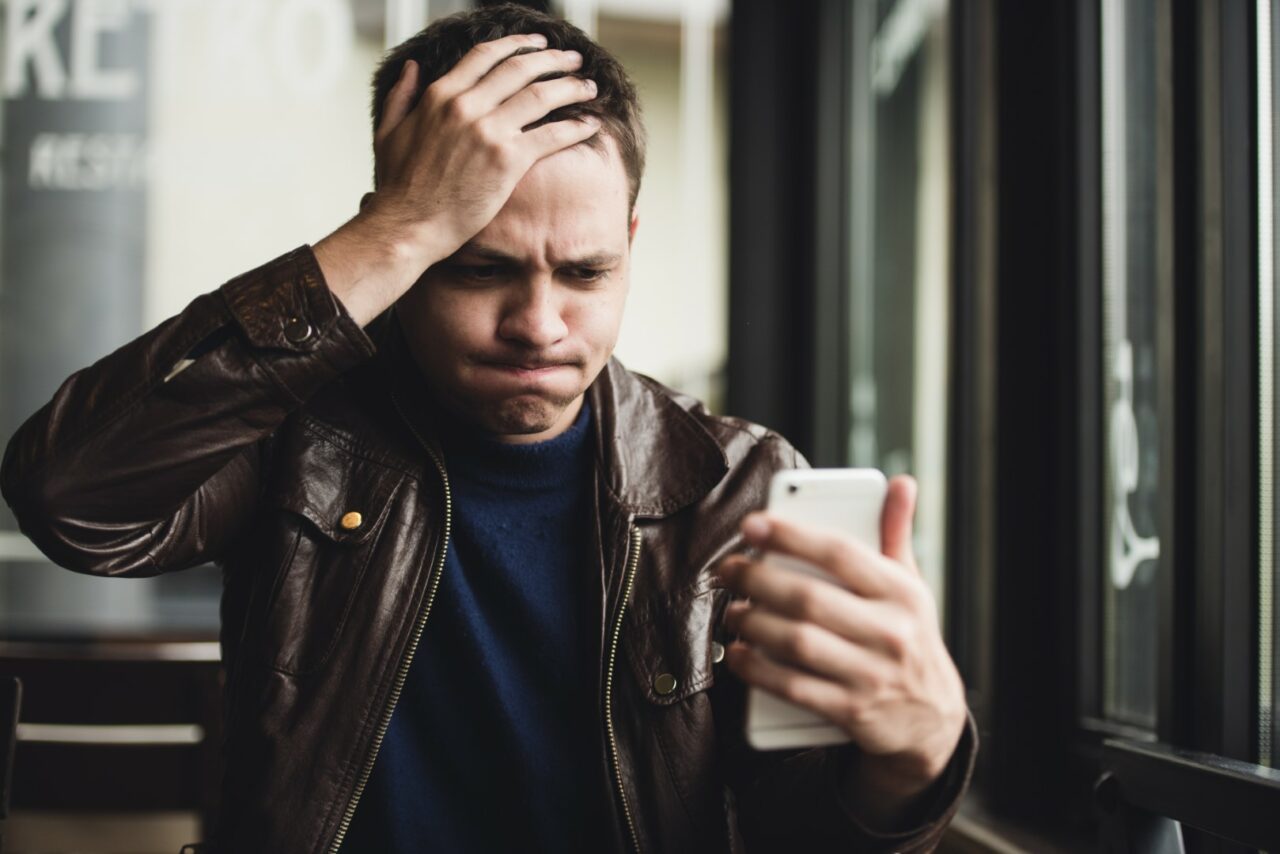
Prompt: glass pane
<box><xmin>0</xmin><ymin>0</ymin><xmax>457</xmax><ymax>636</ymax></box>
<box><xmin>0</xmin><ymin>1</ymin><xmax>731</xmax><ymax>637</ymax></box>
<box><xmin>847</xmin><ymin>0</ymin><xmax>951</xmax><ymax>606</ymax></box>
<box><xmin>1101</xmin><ymin>0</ymin><xmax>1162</xmax><ymax>728</ymax></box>
<box><xmin>591</xmin><ymin>3</ymin><xmax>731</xmax><ymax>409</ymax></box>
<box><xmin>1260</xmin><ymin>0</ymin><xmax>1279</xmax><ymax>769</ymax></box>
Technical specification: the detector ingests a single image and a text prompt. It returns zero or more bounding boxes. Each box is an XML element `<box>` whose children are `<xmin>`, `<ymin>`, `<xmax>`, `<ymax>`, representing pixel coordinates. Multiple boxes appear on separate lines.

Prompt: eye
<box><xmin>568</xmin><ymin>267</ymin><xmax>608</xmax><ymax>282</ymax></box>
<box><xmin>458</xmin><ymin>264</ymin><xmax>502</xmax><ymax>281</ymax></box>
<box><xmin>440</xmin><ymin>263</ymin><xmax>507</xmax><ymax>284</ymax></box>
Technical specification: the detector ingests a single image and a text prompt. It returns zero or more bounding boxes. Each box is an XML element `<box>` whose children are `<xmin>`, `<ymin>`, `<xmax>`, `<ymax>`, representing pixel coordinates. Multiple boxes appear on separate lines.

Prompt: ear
<box><xmin>628</xmin><ymin>211</ymin><xmax>639</xmax><ymax>244</ymax></box>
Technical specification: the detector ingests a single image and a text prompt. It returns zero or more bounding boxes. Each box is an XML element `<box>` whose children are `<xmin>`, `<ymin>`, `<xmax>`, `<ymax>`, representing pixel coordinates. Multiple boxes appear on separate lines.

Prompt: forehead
<box><xmin>466</xmin><ymin>135</ymin><xmax>631</xmax><ymax>261</ymax></box>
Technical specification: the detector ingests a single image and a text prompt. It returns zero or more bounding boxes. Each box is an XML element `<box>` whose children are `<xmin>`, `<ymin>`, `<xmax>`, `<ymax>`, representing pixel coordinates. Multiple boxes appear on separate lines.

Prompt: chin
<box><xmin>482</xmin><ymin>396</ymin><xmax>574</xmax><ymax>436</ymax></box>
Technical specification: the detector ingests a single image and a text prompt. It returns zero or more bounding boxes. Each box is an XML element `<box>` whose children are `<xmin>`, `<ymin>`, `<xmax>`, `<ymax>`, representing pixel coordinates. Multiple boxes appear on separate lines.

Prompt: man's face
<box><xmin>396</xmin><ymin>136</ymin><xmax>634</xmax><ymax>444</ymax></box>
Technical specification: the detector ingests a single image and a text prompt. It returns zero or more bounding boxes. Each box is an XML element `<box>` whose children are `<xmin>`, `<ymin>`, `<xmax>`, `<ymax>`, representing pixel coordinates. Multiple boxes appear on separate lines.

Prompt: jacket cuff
<box><xmin>216</xmin><ymin>245</ymin><xmax>377</xmax><ymax>403</ymax></box>
<box><xmin>828</xmin><ymin>710</ymin><xmax>979</xmax><ymax>851</ymax></box>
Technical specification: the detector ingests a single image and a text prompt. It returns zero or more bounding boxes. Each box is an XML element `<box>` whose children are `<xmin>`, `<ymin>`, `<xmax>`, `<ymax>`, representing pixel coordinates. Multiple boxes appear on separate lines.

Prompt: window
<box><xmin>0</xmin><ymin>0</ymin><xmax>730</xmax><ymax>636</ymax></box>
<box><xmin>1100</xmin><ymin>0</ymin><xmax>1164</xmax><ymax>731</ymax></box>
<box><xmin>729</xmin><ymin>0</ymin><xmax>1280</xmax><ymax>847</ymax></box>
<box><xmin>1260</xmin><ymin>0</ymin><xmax>1278</xmax><ymax>771</ymax></box>
<box><xmin>571</xmin><ymin>0</ymin><xmax>731</xmax><ymax>409</ymax></box>
<box><xmin>848</xmin><ymin>0</ymin><xmax>952</xmax><ymax>604</ymax></box>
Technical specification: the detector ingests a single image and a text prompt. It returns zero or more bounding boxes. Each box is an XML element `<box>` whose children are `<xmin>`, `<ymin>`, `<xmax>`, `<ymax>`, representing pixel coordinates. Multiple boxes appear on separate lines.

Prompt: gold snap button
<box><xmin>711</xmin><ymin>641</ymin><xmax>725</xmax><ymax>664</ymax></box>
<box><xmin>653</xmin><ymin>673</ymin><xmax>678</xmax><ymax>696</ymax></box>
<box><xmin>340</xmin><ymin>511</ymin><xmax>363</xmax><ymax>531</ymax></box>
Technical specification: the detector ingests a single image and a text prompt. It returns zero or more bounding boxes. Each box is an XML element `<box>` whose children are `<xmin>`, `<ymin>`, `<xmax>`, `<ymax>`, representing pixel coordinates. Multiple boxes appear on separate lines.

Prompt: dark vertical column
<box><xmin>987</xmin><ymin>0</ymin><xmax>1089</xmax><ymax>827</ymax></box>
<box><xmin>726</xmin><ymin>0</ymin><xmax>817</xmax><ymax>458</ymax></box>
<box><xmin>948</xmin><ymin>0</ymin><xmax>999</xmax><ymax>790</ymax></box>
<box><xmin>727</xmin><ymin>0</ymin><xmax>855</xmax><ymax>465</ymax></box>
<box><xmin>0</xmin><ymin>0</ymin><xmax>152</xmax><ymax>632</ymax></box>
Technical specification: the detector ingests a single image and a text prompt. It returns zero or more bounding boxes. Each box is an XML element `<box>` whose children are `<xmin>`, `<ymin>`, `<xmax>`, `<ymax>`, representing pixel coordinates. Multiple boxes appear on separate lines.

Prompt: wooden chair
<box><xmin>0</xmin><ymin>640</ymin><xmax>222</xmax><ymax>850</ymax></box>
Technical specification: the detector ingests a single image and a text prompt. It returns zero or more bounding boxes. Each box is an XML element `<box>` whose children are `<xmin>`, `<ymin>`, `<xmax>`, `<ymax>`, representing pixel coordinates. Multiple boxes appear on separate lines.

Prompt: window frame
<box><xmin>727</xmin><ymin>0</ymin><xmax>1280</xmax><ymax>847</ymax></box>
<box><xmin>961</xmin><ymin>0</ymin><xmax>1280</xmax><ymax>846</ymax></box>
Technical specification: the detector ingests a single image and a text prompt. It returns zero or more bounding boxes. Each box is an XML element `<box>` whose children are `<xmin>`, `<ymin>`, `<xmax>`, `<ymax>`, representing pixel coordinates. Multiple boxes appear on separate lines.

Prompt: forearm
<box><xmin>716</xmin><ymin>667</ymin><xmax>978</xmax><ymax>853</ymax></box>
<box><xmin>0</xmin><ymin>246</ymin><xmax>375</xmax><ymax>573</ymax></box>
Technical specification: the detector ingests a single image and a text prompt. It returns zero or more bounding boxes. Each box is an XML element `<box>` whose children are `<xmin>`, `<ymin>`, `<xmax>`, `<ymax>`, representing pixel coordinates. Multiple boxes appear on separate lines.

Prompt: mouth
<box><xmin>480</xmin><ymin>360</ymin><xmax>577</xmax><ymax>379</ymax></box>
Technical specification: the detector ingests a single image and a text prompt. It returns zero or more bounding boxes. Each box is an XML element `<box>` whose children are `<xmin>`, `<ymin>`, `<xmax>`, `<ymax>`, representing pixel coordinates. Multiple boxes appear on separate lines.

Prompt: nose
<box><xmin>497</xmin><ymin>276</ymin><xmax>568</xmax><ymax>349</ymax></box>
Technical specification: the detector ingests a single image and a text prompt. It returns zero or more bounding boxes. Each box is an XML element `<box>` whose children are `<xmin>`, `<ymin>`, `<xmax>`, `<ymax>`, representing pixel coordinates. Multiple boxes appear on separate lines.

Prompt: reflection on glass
<box><xmin>1101</xmin><ymin>0</ymin><xmax>1162</xmax><ymax>728</ymax></box>
<box><xmin>1259</xmin><ymin>0</ymin><xmax>1278</xmax><ymax>770</ymax></box>
<box><xmin>591</xmin><ymin>3</ymin><xmax>731</xmax><ymax>409</ymax></box>
<box><xmin>0</xmin><ymin>0</ymin><xmax>730</xmax><ymax>636</ymax></box>
<box><xmin>847</xmin><ymin>0</ymin><xmax>951</xmax><ymax>606</ymax></box>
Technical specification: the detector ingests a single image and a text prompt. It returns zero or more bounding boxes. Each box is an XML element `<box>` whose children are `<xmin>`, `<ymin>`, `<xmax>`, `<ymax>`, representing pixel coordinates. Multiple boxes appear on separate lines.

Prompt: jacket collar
<box><xmin>586</xmin><ymin>359</ymin><xmax>728</xmax><ymax>518</ymax></box>
<box><xmin>369</xmin><ymin>305</ymin><xmax>728</xmax><ymax>520</ymax></box>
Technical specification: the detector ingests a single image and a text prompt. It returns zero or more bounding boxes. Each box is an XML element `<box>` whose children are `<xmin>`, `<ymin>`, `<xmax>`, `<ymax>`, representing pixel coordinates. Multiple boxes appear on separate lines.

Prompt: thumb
<box><xmin>881</xmin><ymin>474</ymin><xmax>918</xmax><ymax>570</ymax></box>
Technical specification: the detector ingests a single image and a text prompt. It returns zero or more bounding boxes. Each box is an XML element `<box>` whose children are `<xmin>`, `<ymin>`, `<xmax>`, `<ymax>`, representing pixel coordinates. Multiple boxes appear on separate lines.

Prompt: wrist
<box><xmin>356</xmin><ymin>193</ymin><xmax>457</xmax><ymax>269</ymax></box>
<box><xmin>838</xmin><ymin>714</ymin><xmax>966</xmax><ymax>832</ymax></box>
<box><xmin>314</xmin><ymin>203</ymin><xmax>451</xmax><ymax>328</ymax></box>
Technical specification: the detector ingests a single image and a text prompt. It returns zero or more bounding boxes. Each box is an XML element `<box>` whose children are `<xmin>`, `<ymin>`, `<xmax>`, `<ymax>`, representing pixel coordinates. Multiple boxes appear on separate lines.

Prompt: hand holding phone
<box><xmin>742</xmin><ymin>468</ymin><xmax>887</xmax><ymax>750</ymax></box>
<box><xmin>718</xmin><ymin>469</ymin><xmax>968</xmax><ymax>791</ymax></box>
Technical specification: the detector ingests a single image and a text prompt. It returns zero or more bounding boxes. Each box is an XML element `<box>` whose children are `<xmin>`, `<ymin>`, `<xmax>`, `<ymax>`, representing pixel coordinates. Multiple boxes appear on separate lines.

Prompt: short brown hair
<box><xmin>371</xmin><ymin>3</ymin><xmax>646</xmax><ymax>209</ymax></box>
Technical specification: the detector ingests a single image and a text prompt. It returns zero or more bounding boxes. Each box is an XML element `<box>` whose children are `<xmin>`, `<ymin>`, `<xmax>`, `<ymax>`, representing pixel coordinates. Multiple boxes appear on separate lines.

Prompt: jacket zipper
<box><xmin>605</xmin><ymin>523</ymin><xmax>644</xmax><ymax>854</ymax></box>
<box><xmin>327</xmin><ymin>390</ymin><xmax>452</xmax><ymax>853</ymax></box>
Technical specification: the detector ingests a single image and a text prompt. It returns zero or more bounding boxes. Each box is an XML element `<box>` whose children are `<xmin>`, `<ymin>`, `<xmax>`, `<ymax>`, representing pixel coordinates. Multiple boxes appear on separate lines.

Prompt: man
<box><xmin>1</xmin><ymin>4</ymin><xmax>974</xmax><ymax>852</ymax></box>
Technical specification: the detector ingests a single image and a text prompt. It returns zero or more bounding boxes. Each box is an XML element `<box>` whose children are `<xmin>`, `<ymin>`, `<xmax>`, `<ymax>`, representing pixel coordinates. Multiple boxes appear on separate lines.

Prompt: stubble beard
<box><xmin>471</xmin><ymin>388</ymin><xmax>583</xmax><ymax>437</ymax></box>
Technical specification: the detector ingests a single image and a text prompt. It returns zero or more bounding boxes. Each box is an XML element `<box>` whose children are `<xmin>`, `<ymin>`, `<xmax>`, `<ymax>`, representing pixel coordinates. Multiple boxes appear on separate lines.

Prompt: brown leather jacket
<box><xmin>2</xmin><ymin>247</ymin><xmax>975</xmax><ymax>853</ymax></box>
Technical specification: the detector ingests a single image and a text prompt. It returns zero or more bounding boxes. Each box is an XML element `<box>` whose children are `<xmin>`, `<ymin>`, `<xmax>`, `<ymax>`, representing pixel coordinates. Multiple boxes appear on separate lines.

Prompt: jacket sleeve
<box><xmin>0</xmin><ymin>245</ymin><xmax>377</xmax><ymax>578</ymax></box>
<box><xmin>711</xmin><ymin>437</ymin><xmax>978</xmax><ymax>853</ymax></box>
<box><xmin>713</xmin><ymin>681</ymin><xmax>978</xmax><ymax>853</ymax></box>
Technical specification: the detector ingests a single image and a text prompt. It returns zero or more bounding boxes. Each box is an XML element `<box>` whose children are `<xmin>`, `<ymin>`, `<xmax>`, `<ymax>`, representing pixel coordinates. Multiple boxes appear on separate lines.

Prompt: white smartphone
<box><xmin>744</xmin><ymin>467</ymin><xmax>888</xmax><ymax>751</ymax></box>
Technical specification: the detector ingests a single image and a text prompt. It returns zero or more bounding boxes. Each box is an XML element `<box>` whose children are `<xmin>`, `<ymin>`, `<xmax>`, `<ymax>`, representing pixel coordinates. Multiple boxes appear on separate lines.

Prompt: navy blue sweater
<box><xmin>340</xmin><ymin>402</ymin><xmax>609</xmax><ymax>852</ymax></box>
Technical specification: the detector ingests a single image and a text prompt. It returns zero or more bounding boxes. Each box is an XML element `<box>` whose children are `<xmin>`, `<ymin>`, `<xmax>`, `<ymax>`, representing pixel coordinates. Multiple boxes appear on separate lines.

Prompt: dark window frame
<box><xmin>955</xmin><ymin>0</ymin><xmax>1280</xmax><ymax>847</ymax></box>
<box><xmin>729</xmin><ymin>0</ymin><xmax>1280</xmax><ymax>848</ymax></box>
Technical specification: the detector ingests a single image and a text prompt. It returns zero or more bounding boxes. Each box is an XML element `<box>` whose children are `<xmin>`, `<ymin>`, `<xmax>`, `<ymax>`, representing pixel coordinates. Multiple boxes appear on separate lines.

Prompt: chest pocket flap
<box><xmin>626</xmin><ymin>586</ymin><xmax>725</xmax><ymax>706</ymax></box>
<box><xmin>266</xmin><ymin>424</ymin><xmax>405</xmax><ymax>545</ymax></box>
<box><xmin>254</xmin><ymin>422</ymin><xmax>408</xmax><ymax>676</ymax></box>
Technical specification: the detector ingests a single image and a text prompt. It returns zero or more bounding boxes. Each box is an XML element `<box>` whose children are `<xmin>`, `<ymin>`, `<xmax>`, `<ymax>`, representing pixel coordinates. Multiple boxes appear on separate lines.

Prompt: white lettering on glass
<box><xmin>4</xmin><ymin>0</ymin><xmax>357</xmax><ymax>102</ymax></box>
<box><xmin>70</xmin><ymin>0</ymin><xmax>139</xmax><ymax>99</ymax></box>
<box><xmin>28</xmin><ymin>132</ymin><xmax>148</xmax><ymax>190</ymax></box>
<box><xmin>272</xmin><ymin>0</ymin><xmax>352</xmax><ymax>98</ymax></box>
<box><xmin>1108</xmin><ymin>340</ymin><xmax>1160</xmax><ymax>590</ymax></box>
<box><xmin>206</xmin><ymin>0</ymin><xmax>270</xmax><ymax>99</ymax></box>
<box><xmin>4</xmin><ymin>0</ymin><xmax>69</xmax><ymax>99</ymax></box>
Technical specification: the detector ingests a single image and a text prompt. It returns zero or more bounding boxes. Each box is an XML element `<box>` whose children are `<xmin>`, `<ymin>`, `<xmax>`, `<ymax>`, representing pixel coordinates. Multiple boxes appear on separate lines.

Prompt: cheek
<box><xmin>569</xmin><ymin>292</ymin><xmax>627</xmax><ymax>350</ymax></box>
<box><xmin>414</xmin><ymin>289</ymin><xmax>497</xmax><ymax>350</ymax></box>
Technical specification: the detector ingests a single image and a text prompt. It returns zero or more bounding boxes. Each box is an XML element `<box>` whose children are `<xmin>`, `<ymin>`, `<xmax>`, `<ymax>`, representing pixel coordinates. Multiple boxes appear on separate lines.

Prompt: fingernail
<box><xmin>530</xmin><ymin>33</ymin><xmax>549</xmax><ymax>46</ymax></box>
<box><xmin>585</xmin><ymin>78</ymin><xmax>597</xmax><ymax>94</ymax></box>
<box><xmin>565</xmin><ymin>50</ymin><xmax>583</xmax><ymax>63</ymax></box>
<box><xmin>399</xmin><ymin>60</ymin><xmax>413</xmax><ymax>80</ymax></box>
<box><xmin>742</xmin><ymin>513</ymin><xmax>770</xmax><ymax>540</ymax></box>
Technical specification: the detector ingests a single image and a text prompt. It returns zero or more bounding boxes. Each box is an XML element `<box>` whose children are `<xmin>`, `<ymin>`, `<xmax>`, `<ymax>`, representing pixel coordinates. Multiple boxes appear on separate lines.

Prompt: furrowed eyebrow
<box><xmin>561</xmin><ymin>253</ymin><xmax>621</xmax><ymax>268</ymax></box>
<box><xmin>451</xmin><ymin>242</ymin><xmax>621</xmax><ymax>269</ymax></box>
<box><xmin>450</xmin><ymin>243</ymin><xmax>520</xmax><ymax>265</ymax></box>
